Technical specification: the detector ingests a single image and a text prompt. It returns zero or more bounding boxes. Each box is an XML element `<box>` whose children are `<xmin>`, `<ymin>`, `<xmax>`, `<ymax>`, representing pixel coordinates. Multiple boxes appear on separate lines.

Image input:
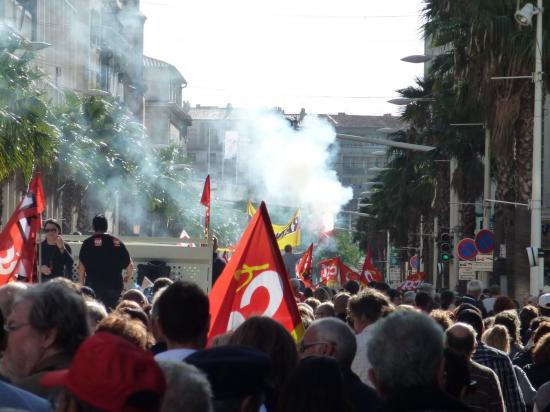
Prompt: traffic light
<box><xmin>439</xmin><ymin>232</ymin><xmax>452</xmax><ymax>262</ymax></box>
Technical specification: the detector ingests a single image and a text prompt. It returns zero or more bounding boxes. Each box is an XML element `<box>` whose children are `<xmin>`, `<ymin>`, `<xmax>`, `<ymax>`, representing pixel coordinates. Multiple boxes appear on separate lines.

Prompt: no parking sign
<box><xmin>457</xmin><ymin>238</ymin><xmax>478</xmax><ymax>261</ymax></box>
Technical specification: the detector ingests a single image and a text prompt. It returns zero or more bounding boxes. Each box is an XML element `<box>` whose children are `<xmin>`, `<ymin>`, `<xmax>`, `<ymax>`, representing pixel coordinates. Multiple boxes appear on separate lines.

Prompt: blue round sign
<box><xmin>475</xmin><ymin>229</ymin><xmax>495</xmax><ymax>254</ymax></box>
<box><xmin>457</xmin><ymin>238</ymin><xmax>478</xmax><ymax>261</ymax></box>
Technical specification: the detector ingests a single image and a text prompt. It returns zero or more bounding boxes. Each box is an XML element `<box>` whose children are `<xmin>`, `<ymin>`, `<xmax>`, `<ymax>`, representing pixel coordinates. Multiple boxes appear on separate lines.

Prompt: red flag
<box><xmin>208</xmin><ymin>201</ymin><xmax>304</xmax><ymax>343</ymax></box>
<box><xmin>397</xmin><ymin>271</ymin><xmax>426</xmax><ymax>292</ymax></box>
<box><xmin>318</xmin><ymin>257</ymin><xmax>359</xmax><ymax>288</ymax></box>
<box><xmin>201</xmin><ymin>175</ymin><xmax>210</xmax><ymax>238</ymax></box>
<box><xmin>0</xmin><ymin>174</ymin><xmax>45</xmax><ymax>285</ymax></box>
<box><xmin>295</xmin><ymin>243</ymin><xmax>313</xmax><ymax>288</ymax></box>
<box><xmin>360</xmin><ymin>246</ymin><xmax>384</xmax><ymax>285</ymax></box>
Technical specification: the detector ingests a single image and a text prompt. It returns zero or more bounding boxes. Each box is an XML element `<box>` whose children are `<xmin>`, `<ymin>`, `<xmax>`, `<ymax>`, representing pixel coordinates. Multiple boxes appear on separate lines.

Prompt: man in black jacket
<box><xmin>300</xmin><ymin>317</ymin><xmax>379</xmax><ymax>411</ymax></box>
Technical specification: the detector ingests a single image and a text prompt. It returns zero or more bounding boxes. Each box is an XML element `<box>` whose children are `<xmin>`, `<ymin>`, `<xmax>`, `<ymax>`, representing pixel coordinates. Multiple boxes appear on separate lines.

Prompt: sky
<box><xmin>141</xmin><ymin>0</ymin><xmax>426</xmax><ymax>116</ymax></box>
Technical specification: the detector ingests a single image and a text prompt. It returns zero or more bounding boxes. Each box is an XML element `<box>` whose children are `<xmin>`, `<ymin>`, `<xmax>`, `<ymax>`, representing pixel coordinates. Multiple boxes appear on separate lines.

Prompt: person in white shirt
<box><xmin>153</xmin><ymin>281</ymin><xmax>210</xmax><ymax>362</ymax></box>
<box><xmin>349</xmin><ymin>288</ymin><xmax>393</xmax><ymax>386</ymax></box>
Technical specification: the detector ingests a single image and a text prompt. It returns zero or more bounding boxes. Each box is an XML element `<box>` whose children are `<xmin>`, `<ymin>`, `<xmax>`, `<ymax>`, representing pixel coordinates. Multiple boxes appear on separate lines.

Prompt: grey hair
<box><xmin>16</xmin><ymin>282</ymin><xmax>89</xmax><ymax>354</ymax></box>
<box><xmin>402</xmin><ymin>291</ymin><xmax>416</xmax><ymax>305</ymax></box>
<box><xmin>467</xmin><ymin>280</ymin><xmax>483</xmax><ymax>293</ymax></box>
<box><xmin>0</xmin><ymin>282</ymin><xmax>28</xmax><ymax>319</ymax></box>
<box><xmin>367</xmin><ymin>311</ymin><xmax>444</xmax><ymax>393</ymax></box>
<box><xmin>85</xmin><ymin>299</ymin><xmax>108</xmax><ymax>331</ymax></box>
<box><xmin>311</xmin><ymin>317</ymin><xmax>357</xmax><ymax>368</ymax></box>
<box><xmin>157</xmin><ymin>361</ymin><xmax>213</xmax><ymax>412</ymax></box>
<box><xmin>150</xmin><ymin>286</ymin><xmax>168</xmax><ymax>319</ymax></box>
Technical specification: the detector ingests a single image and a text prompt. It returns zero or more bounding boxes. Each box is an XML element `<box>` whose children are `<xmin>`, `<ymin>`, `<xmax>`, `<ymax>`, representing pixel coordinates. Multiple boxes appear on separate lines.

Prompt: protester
<box><xmin>278</xmin><ymin>356</ymin><xmax>353</xmax><ymax>412</ymax></box>
<box><xmin>84</xmin><ymin>298</ymin><xmax>108</xmax><ymax>333</ymax></box>
<box><xmin>539</xmin><ymin>293</ymin><xmax>550</xmax><ymax>317</ymax></box>
<box><xmin>515</xmin><ymin>319</ymin><xmax>550</xmax><ymax>368</ymax></box>
<box><xmin>441</xmin><ymin>289</ymin><xmax>456</xmax><ymax>310</ymax></box>
<box><xmin>282</xmin><ymin>244</ymin><xmax>300</xmax><ymax>280</ymax></box>
<box><xmin>78</xmin><ymin>214</ymin><xmax>133</xmax><ymax>310</ymax></box>
<box><xmin>482</xmin><ymin>284</ymin><xmax>501</xmax><ymax>315</ymax></box>
<box><xmin>229</xmin><ymin>316</ymin><xmax>298</xmax><ymax>411</ymax></box>
<box><xmin>0</xmin><ymin>380</ymin><xmax>49</xmax><ymax>411</ymax></box>
<box><xmin>297</xmin><ymin>303</ymin><xmax>315</xmax><ymax>330</ymax></box>
<box><xmin>344</xmin><ymin>280</ymin><xmax>360</xmax><ymax>295</ymax></box>
<box><xmin>157</xmin><ymin>361</ymin><xmax>213</xmax><ymax>412</ymax></box>
<box><xmin>402</xmin><ymin>290</ymin><xmax>416</xmax><ymax>305</ymax></box>
<box><xmin>533</xmin><ymin>381</ymin><xmax>550</xmax><ymax>412</ymax></box>
<box><xmin>415</xmin><ymin>292</ymin><xmax>433</xmax><ymax>313</ymax></box>
<box><xmin>290</xmin><ymin>279</ymin><xmax>305</xmax><ymax>302</ymax></box>
<box><xmin>457</xmin><ymin>308</ymin><xmax>527</xmax><ymax>411</ymax></box>
<box><xmin>519</xmin><ymin>305</ymin><xmax>540</xmax><ymax>345</ymax></box>
<box><xmin>300</xmin><ymin>318</ymin><xmax>379</xmax><ymax>411</ymax></box>
<box><xmin>524</xmin><ymin>334</ymin><xmax>550</xmax><ymax>390</ymax></box>
<box><xmin>494</xmin><ymin>309</ymin><xmax>524</xmax><ymax>358</ymax></box>
<box><xmin>367</xmin><ymin>311</ymin><xmax>469</xmax><ymax>411</ymax></box>
<box><xmin>186</xmin><ymin>345</ymin><xmax>271</xmax><ymax>412</ymax></box>
<box><xmin>96</xmin><ymin>312</ymin><xmax>149</xmax><ymax>349</ymax></box>
<box><xmin>121</xmin><ymin>288</ymin><xmax>149</xmax><ymax>308</ymax></box>
<box><xmin>493</xmin><ymin>296</ymin><xmax>517</xmax><ymax>315</ymax></box>
<box><xmin>38</xmin><ymin>219</ymin><xmax>73</xmax><ymax>281</ymax></box>
<box><xmin>430</xmin><ymin>309</ymin><xmax>454</xmax><ymax>331</ymax></box>
<box><xmin>304</xmin><ymin>297</ymin><xmax>321</xmax><ymax>312</ymax></box>
<box><xmin>211</xmin><ymin>236</ymin><xmax>226</xmax><ymax>285</ymax></box>
<box><xmin>446</xmin><ymin>323</ymin><xmax>505</xmax><ymax>412</ymax></box>
<box><xmin>348</xmin><ymin>287</ymin><xmax>393</xmax><ymax>386</ymax></box>
<box><xmin>152</xmin><ymin>277</ymin><xmax>173</xmax><ymax>296</ymax></box>
<box><xmin>333</xmin><ymin>292</ymin><xmax>351</xmax><ymax>322</ymax></box>
<box><xmin>42</xmin><ymin>332</ymin><xmax>165</xmax><ymax>412</ymax></box>
<box><xmin>313</xmin><ymin>287</ymin><xmax>330</xmax><ymax>303</ymax></box>
<box><xmin>464</xmin><ymin>280</ymin><xmax>488</xmax><ymax>317</ymax></box>
<box><xmin>0</xmin><ymin>282</ymin><xmax>89</xmax><ymax>398</ymax></box>
<box><xmin>386</xmin><ymin>289</ymin><xmax>402</xmax><ymax>306</ymax></box>
<box><xmin>0</xmin><ymin>282</ymin><xmax>28</xmax><ymax>320</ymax></box>
<box><xmin>154</xmin><ymin>281</ymin><xmax>209</xmax><ymax>361</ymax></box>
<box><xmin>314</xmin><ymin>302</ymin><xmax>335</xmax><ymax>319</ymax></box>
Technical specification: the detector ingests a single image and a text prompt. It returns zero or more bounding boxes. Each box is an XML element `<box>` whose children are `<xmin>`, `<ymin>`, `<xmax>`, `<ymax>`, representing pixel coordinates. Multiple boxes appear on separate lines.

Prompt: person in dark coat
<box><xmin>38</xmin><ymin>219</ymin><xmax>73</xmax><ymax>281</ymax></box>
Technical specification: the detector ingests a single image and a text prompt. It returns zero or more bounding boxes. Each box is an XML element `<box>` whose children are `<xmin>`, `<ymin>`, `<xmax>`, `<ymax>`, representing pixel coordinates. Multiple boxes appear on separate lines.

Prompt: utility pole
<box><xmin>449</xmin><ymin>158</ymin><xmax>459</xmax><ymax>291</ymax></box>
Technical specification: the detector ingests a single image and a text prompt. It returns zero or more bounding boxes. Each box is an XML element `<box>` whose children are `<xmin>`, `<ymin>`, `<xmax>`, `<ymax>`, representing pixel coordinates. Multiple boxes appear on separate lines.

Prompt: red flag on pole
<box><xmin>318</xmin><ymin>257</ymin><xmax>360</xmax><ymax>288</ymax></box>
<box><xmin>208</xmin><ymin>202</ymin><xmax>304</xmax><ymax>343</ymax></box>
<box><xmin>295</xmin><ymin>243</ymin><xmax>313</xmax><ymax>288</ymax></box>
<box><xmin>360</xmin><ymin>246</ymin><xmax>384</xmax><ymax>285</ymax></box>
<box><xmin>0</xmin><ymin>174</ymin><xmax>45</xmax><ymax>285</ymax></box>
<box><xmin>201</xmin><ymin>175</ymin><xmax>210</xmax><ymax>238</ymax></box>
<box><xmin>397</xmin><ymin>271</ymin><xmax>426</xmax><ymax>292</ymax></box>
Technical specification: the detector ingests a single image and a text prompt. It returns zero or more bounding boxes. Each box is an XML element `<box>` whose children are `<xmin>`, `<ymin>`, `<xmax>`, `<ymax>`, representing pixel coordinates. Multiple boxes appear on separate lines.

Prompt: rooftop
<box><xmin>319</xmin><ymin>113</ymin><xmax>403</xmax><ymax>129</ymax></box>
<box><xmin>143</xmin><ymin>55</ymin><xmax>186</xmax><ymax>85</ymax></box>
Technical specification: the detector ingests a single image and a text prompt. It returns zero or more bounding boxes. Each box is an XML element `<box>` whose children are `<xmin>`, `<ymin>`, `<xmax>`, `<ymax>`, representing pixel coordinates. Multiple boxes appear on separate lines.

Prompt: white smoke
<box><xmin>238</xmin><ymin>109</ymin><xmax>353</xmax><ymax>232</ymax></box>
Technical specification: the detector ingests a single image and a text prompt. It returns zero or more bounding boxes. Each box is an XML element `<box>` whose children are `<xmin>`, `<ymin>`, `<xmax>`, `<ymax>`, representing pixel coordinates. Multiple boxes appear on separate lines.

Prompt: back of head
<box><xmin>467</xmin><ymin>280</ymin><xmax>483</xmax><ymax>296</ymax></box>
<box><xmin>92</xmin><ymin>214</ymin><xmax>108</xmax><ymax>233</ymax></box>
<box><xmin>402</xmin><ymin>291</ymin><xmax>416</xmax><ymax>305</ymax></box>
<box><xmin>157</xmin><ymin>361</ymin><xmax>213</xmax><ymax>412</ymax></box>
<box><xmin>304</xmin><ymin>297</ymin><xmax>321</xmax><ymax>311</ymax></box>
<box><xmin>96</xmin><ymin>313</ymin><xmax>149</xmax><ymax>349</ymax></box>
<box><xmin>157</xmin><ymin>281</ymin><xmax>209</xmax><ymax>347</ymax></box>
<box><xmin>121</xmin><ymin>289</ymin><xmax>148</xmax><ymax>308</ymax></box>
<box><xmin>278</xmin><ymin>356</ymin><xmax>353</xmax><ymax>412</ymax></box>
<box><xmin>494</xmin><ymin>310</ymin><xmax>521</xmax><ymax>345</ymax></box>
<box><xmin>456</xmin><ymin>309</ymin><xmax>484</xmax><ymax>337</ymax></box>
<box><xmin>20</xmin><ymin>282</ymin><xmax>89</xmax><ymax>354</ymax></box>
<box><xmin>310</xmin><ymin>317</ymin><xmax>357</xmax><ymax>369</ymax></box>
<box><xmin>415</xmin><ymin>292</ymin><xmax>433</xmax><ymax>311</ymax></box>
<box><xmin>520</xmin><ymin>305</ymin><xmax>539</xmax><ymax>328</ymax></box>
<box><xmin>534</xmin><ymin>321</ymin><xmax>550</xmax><ymax>344</ymax></box>
<box><xmin>482</xmin><ymin>325</ymin><xmax>510</xmax><ymax>353</ymax></box>
<box><xmin>348</xmin><ymin>287</ymin><xmax>391</xmax><ymax>323</ymax></box>
<box><xmin>315</xmin><ymin>302</ymin><xmax>335</xmax><ymax>318</ymax></box>
<box><xmin>489</xmin><ymin>284</ymin><xmax>501</xmax><ymax>296</ymax></box>
<box><xmin>228</xmin><ymin>316</ymin><xmax>298</xmax><ymax>389</ymax></box>
<box><xmin>533</xmin><ymin>334</ymin><xmax>550</xmax><ymax>365</ymax></box>
<box><xmin>284</xmin><ymin>245</ymin><xmax>292</xmax><ymax>253</ymax></box>
<box><xmin>440</xmin><ymin>290</ymin><xmax>456</xmax><ymax>310</ymax></box>
<box><xmin>153</xmin><ymin>277</ymin><xmax>173</xmax><ymax>295</ymax></box>
<box><xmin>313</xmin><ymin>287</ymin><xmax>331</xmax><ymax>303</ymax></box>
<box><xmin>446</xmin><ymin>322</ymin><xmax>477</xmax><ymax>357</ymax></box>
<box><xmin>333</xmin><ymin>292</ymin><xmax>351</xmax><ymax>316</ymax></box>
<box><xmin>367</xmin><ymin>311</ymin><xmax>444</xmax><ymax>395</ymax></box>
<box><xmin>430</xmin><ymin>309</ymin><xmax>454</xmax><ymax>331</ymax></box>
<box><xmin>0</xmin><ymin>282</ymin><xmax>28</xmax><ymax>319</ymax></box>
<box><xmin>493</xmin><ymin>296</ymin><xmax>516</xmax><ymax>314</ymax></box>
<box><xmin>417</xmin><ymin>283</ymin><xmax>435</xmax><ymax>299</ymax></box>
<box><xmin>344</xmin><ymin>280</ymin><xmax>360</xmax><ymax>295</ymax></box>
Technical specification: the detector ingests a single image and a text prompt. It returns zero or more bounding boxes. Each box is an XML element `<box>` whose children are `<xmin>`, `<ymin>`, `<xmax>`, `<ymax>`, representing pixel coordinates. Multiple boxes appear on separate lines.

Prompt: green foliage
<box><xmin>0</xmin><ymin>24</ymin><xmax>58</xmax><ymax>181</ymax></box>
<box><xmin>318</xmin><ymin>231</ymin><xmax>362</xmax><ymax>269</ymax></box>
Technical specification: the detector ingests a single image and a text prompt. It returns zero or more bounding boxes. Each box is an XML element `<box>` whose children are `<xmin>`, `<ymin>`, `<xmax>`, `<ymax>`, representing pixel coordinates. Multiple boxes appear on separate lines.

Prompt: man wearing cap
<box><xmin>42</xmin><ymin>332</ymin><xmax>166</xmax><ymax>412</ymax></box>
<box><xmin>538</xmin><ymin>293</ymin><xmax>550</xmax><ymax>317</ymax></box>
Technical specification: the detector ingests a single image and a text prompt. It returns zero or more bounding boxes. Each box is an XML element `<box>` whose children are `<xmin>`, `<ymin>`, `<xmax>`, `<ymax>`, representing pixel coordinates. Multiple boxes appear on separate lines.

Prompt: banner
<box><xmin>360</xmin><ymin>246</ymin><xmax>384</xmax><ymax>285</ymax></box>
<box><xmin>295</xmin><ymin>243</ymin><xmax>313</xmax><ymax>288</ymax></box>
<box><xmin>201</xmin><ymin>175</ymin><xmax>210</xmax><ymax>238</ymax></box>
<box><xmin>397</xmin><ymin>271</ymin><xmax>426</xmax><ymax>292</ymax></box>
<box><xmin>0</xmin><ymin>174</ymin><xmax>45</xmax><ymax>284</ymax></box>
<box><xmin>246</xmin><ymin>201</ymin><xmax>301</xmax><ymax>249</ymax></box>
<box><xmin>209</xmin><ymin>202</ymin><xmax>304</xmax><ymax>343</ymax></box>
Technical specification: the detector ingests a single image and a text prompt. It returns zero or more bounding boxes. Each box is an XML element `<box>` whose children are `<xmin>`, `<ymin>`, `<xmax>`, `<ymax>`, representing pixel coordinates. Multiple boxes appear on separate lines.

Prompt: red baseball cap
<box><xmin>42</xmin><ymin>332</ymin><xmax>165</xmax><ymax>412</ymax></box>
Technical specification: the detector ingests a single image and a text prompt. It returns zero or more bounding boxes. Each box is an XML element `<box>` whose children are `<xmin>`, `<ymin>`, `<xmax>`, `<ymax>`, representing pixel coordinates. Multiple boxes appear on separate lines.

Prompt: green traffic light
<box><xmin>441</xmin><ymin>253</ymin><xmax>450</xmax><ymax>262</ymax></box>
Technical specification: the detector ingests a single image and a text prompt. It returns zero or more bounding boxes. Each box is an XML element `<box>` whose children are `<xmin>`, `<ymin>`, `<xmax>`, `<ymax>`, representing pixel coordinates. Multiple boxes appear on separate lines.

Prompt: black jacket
<box><xmin>377</xmin><ymin>386</ymin><xmax>472</xmax><ymax>412</ymax></box>
<box><xmin>342</xmin><ymin>367</ymin><xmax>379</xmax><ymax>412</ymax></box>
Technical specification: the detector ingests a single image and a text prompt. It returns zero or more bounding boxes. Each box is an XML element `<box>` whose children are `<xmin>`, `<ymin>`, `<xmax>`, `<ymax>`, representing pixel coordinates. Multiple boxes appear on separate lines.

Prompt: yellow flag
<box><xmin>246</xmin><ymin>201</ymin><xmax>301</xmax><ymax>249</ymax></box>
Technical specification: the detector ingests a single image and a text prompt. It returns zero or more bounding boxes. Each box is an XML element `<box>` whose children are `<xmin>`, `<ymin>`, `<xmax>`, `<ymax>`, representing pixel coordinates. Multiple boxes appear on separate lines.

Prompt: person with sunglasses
<box><xmin>38</xmin><ymin>219</ymin><xmax>74</xmax><ymax>282</ymax></box>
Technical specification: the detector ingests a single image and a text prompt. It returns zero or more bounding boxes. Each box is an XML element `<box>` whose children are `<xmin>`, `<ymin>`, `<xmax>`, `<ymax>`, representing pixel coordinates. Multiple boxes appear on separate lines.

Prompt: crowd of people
<box><xmin>2</xmin><ymin>216</ymin><xmax>550</xmax><ymax>411</ymax></box>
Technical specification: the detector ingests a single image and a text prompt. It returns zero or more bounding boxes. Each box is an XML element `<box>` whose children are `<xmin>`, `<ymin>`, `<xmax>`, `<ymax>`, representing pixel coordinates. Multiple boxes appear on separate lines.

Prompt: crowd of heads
<box><xmin>2</xmin><ymin>274</ymin><xmax>550</xmax><ymax>412</ymax></box>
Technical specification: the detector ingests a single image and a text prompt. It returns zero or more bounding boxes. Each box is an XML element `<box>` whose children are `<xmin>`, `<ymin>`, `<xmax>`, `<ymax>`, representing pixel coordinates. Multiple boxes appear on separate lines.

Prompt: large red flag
<box><xmin>318</xmin><ymin>257</ymin><xmax>359</xmax><ymax>288</ymax></box>
<box><xmin>0</xmin><ymin>174</ymin><xmax>45</xmax><ymax>285</ymax></box>
<box><xmin>295</xmin><ymin>243</ymin><xmax>313</xmax><ymax>288</ymax></box>
<box><xmin>360</xmin><ymin>246</ymin><xmax>384</xmax><ymax>285</ymax></box>
<box><xmin>208</xmin><ymin>201</ymin><xmax>304</xmax><ymax>343</ymax></box>
<box><xmin>201</xmin><ymin>175</ymin><xmax>210</xmax><ymax>238</ymax></box>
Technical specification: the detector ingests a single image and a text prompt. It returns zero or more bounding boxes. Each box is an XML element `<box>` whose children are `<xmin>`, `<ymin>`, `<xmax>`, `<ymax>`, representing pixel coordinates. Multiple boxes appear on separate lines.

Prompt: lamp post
<box><xmin>515</xmin><ymin>1</ymin><xmax>544</xmax><ymax>295</ymax></box>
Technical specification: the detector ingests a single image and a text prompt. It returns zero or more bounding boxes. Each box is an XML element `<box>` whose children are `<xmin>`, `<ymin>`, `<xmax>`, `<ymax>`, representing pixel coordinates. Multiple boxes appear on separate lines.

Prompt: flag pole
<box><xmin>37</xmin><ymin>229</ymin><xmax>42</xmax><ymax>283</ymax></box>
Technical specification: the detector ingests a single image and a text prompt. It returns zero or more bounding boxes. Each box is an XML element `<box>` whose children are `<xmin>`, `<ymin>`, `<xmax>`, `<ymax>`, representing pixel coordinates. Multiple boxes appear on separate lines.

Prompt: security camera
<box><xmin>515</xmin><ymin>3</ymin><xmax>539</xmax><ymax>26</ymax></box>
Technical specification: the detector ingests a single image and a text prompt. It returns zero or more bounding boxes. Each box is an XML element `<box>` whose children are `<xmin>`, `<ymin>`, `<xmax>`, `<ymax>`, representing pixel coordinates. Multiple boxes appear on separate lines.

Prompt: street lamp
<box><xmin>387</xmin><ymin>97</ymin><xmax>436</xmax><ymax>105</ymax></box>
<box><xmin>515</xmin><ymin>1</ymin><xmax>544</xmax><ymax>294</ymax></box>
<box><xmin>400</xmin><ymin>54</ymin><xmax>432</xmax><ymax>63</ymax></box>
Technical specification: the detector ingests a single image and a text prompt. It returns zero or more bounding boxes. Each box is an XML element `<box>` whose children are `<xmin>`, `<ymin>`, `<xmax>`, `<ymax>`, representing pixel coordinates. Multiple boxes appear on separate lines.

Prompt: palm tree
<box><xmin>422</xmin><ymin>0</ymin><xmax>550</xmax><ymax>296</ymax></box>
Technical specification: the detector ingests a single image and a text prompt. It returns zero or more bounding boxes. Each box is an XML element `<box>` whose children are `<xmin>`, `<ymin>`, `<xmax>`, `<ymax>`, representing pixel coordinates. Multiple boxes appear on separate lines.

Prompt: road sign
<box><xmin>475</xmin><ymin>229</ymin><xmax>495</xmax><ymax>254</ymax></box>
<box><xmin>409</xmin><ymin>255</ymin><xmax>418</xmax><ymax>270</ymax></box>
<box><xmin>389</xmin><ymin>267</ymin><xmax>401</xmax><ymax>282</ymax></box>
<box><xmin>459</xmin><ymin>261</ymin><xmax>475</xmax><ymax>280</ymax></box>
<box><xmin>457</xmin><ymin>238</ymin><xmax>478</xmax><ymax>261</ymax></box>
<box><xmin>472</xmin><ymin>253</ymin><xmax>494</xmax><ymax>271</ymax></box>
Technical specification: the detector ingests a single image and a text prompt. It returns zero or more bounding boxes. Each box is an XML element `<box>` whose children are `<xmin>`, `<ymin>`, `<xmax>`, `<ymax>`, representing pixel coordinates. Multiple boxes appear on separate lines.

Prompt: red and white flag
<box><xmin>200</xmin><ymin>175</ymin><xmax>210</xmax><ymax>238</ymax></box>
<box><xmin>208</xmin><ymin>202</ymin><xmax>304</xmax><ymax>343</ymax></box>
<box><xmin>318</xmin><ymin>257</ymin><xmax>359</xmax><ymax>288</ymax></box>
<box><xmin>397</xmin><ymin>272</ymin><xmax>426</xmax><ymax>292</ymax></box>
<box><xmin>360</xmin><ymin>246</ymin><xmax>384</xmax><ymax>285</ymax></box>
<box><xmin>295</xmin><ymin>243</ymin><xmax>313</xmax><ymax>288</ymax></box>
<box><xmin>0</xmin><ymin>174</ymin><xmax>45</xmax><ymax>285</ymax></box>
<box><xmin>178</xmin><ymin>229</ymin><xmax>196</xmax><ymax>247</ymax></box>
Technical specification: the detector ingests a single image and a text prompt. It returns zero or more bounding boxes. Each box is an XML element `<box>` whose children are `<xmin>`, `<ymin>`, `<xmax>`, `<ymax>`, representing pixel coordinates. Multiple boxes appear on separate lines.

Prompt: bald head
<box><xmin>308</xmin><ymin>318</ymin><xmax>357</xmax><ymax>368</ymax></box>
<box><xmin>446</xmin><ymin>322</ymin><xmax>477</xmax><ymax>357</ymax></box>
